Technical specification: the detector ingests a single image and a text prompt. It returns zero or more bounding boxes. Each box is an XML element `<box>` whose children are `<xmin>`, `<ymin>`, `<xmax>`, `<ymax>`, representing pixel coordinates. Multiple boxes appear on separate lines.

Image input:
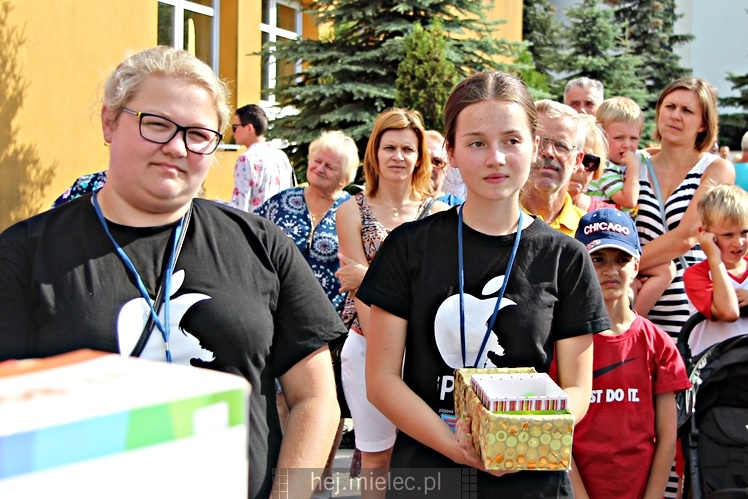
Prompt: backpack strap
<box><xmin>644</xmin><ymin>158</ymin><xmax>689</xmax><ymax>271</ymax></box>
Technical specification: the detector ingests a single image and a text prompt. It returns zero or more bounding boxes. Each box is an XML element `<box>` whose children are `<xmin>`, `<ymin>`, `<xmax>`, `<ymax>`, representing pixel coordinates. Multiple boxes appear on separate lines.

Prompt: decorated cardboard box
<box><xmin>454</xmin><ymin>367</ymin><xmax>574</xmax><ymax>471</ymax></box>
<box><xmin>471</xmin><ymin>373</ymin><xmax>568</xmax><ymax>412</ymax></box>
<box><xmin>0</xmin><ymin>350</ymin><xmax>250</xmax><ymax>498</ymax></box>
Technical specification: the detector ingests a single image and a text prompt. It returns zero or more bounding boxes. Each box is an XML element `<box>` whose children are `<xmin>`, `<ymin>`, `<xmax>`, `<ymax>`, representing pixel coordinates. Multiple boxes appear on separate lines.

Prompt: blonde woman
<box><xmin>570</xmin><ymin>114</ymin><xmax>613</xmax><ymax>213</ymax></box>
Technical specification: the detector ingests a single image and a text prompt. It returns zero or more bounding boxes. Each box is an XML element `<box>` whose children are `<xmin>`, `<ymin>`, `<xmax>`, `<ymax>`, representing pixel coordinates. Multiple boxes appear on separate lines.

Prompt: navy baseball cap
<box><xmin>575</xmin><ymin>208</ymin><xmax>641</xmax><ymax>258</ymax></box>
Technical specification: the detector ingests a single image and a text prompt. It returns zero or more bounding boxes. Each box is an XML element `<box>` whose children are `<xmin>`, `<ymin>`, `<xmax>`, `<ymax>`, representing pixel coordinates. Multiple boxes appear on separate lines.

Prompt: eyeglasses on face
<box><xmin>431</xmin><ymin>157</ymin><xmax>448</xmax><ymax>170</ymax></box>
<box><xmin>121</xmin><ymin>108</ymin><xmax>223</xmax><ymax>155</ymax></box>
<box><xmin>231</xmin><ymin>123</ymin><xmax>243</xmax><ymax>132</ymax></box>
<box><xmin>538</xmin><ymin>137</ymin><xmax>577</xmax><ymax>160</ymax></box>
<box><xmin>581</xmin><ymin>153</ymin><xmax>601</xmax><ymax>172</ymax></box>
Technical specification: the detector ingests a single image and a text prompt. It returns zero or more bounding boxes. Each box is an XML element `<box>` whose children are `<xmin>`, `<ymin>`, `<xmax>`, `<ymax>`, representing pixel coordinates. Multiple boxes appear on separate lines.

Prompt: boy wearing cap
<box><xmin>569</xmin><ymin>208</ymin><xmax>690</xmax><ymax>499</ymax></box>
<box><xmin>684</xmin><ymin>184</ymin><xmax>748</xmax><ymax>356</ymax></box>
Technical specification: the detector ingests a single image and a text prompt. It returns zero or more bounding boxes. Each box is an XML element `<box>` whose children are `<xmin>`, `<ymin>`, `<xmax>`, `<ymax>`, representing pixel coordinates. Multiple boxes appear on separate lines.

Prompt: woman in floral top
<box><xmin>52</xmin><ymin>171</ymin><xmax>108</xmax><ymax>207</ymax></box>
<box><xmin>255</xmin><ymin>130</ymin><xmax>360</xmax><ymax>310</ymax></box>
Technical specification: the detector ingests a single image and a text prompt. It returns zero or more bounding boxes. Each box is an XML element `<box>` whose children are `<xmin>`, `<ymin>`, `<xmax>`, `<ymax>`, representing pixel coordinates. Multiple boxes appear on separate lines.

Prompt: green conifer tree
<box><xmin>554</xmin><ymin>0</ymin><xmax>654</xmax><ymax>137</ymax></box>
<box><xmin>522</xmin><ymin>0</ymin><xmax>565</xmax><ymax>80</ymax></box>
<box><xmin>605</xmin><ymin>0</ymin><xmax>693</xmax><ymax>110</ymax></box>
<box><xmin>718</xmin><ymin>72</ymin><xmax>748</xmax><ymax>149</ymax></box>
<box><xmin>557</xmin><ymin>0</ymin><xmax>646</xmax><ymax>108</ymax></box>
<box><xmin>394</xmin><ymin>21</ymin><xmax>458</xmax><ymax>132</ymax></box>
<box><xmin>264</xmin><ymin>0</ymin><xmax>522</xmax><ymax>174</ymax></box>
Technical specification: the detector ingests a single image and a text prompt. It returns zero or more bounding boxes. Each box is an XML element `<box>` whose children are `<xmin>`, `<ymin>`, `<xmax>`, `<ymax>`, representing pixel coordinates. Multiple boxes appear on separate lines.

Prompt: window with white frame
<box><xmin>260</xmin><ymin>0</ymin><xmax>302</xmax><ymax>103</ymax></box>
<box><xmin>158</xmin><ymin>0</ymin><xmax>220</xmax><ymax>73</ymax></box>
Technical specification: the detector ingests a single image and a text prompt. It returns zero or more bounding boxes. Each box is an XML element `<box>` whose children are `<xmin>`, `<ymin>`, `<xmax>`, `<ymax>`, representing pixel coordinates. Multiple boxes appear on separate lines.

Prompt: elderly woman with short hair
<box><xmin>255</xmin><ymin>130</ymin><xmax>360</xmax><ymax>310</ymax></box>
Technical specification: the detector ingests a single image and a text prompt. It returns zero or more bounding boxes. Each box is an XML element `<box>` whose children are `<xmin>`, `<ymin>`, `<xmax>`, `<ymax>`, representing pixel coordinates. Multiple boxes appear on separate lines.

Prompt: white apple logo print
<box><xmin>117</xmin><ymin>269</ymin><xmax>214</xmax><ymax>365</ymax></box>
<box><xmin>434</xmin><ymin>275</ymin><xmax>515</xmax><ymax>368</ymax></box>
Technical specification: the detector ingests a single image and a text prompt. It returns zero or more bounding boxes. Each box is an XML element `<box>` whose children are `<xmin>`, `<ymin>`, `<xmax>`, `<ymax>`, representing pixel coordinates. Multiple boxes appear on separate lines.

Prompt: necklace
<box><xmin>305</xmin><ymin>186</ymin><xmax>337</xmax><ymax>225</ymax></box>
<box><xmin>380</xmin><ymin>198</ymin><xmax>404</xmax><ymax>218</ymax></box>
<box><xmin>309</xmin><ymin>211</ymin><xmax>326</xmax><ymax>224</ymax></box>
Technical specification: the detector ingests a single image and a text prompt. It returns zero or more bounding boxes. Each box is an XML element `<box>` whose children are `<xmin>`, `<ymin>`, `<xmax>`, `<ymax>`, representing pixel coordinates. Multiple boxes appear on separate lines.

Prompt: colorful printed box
<box><xmin>471</xmin><ymin>373</ymin><xmax>568</xmax><ymax>412</ymax></box>
<box><xmin>454</xmin><ymin>367</ymin><xmax>574</xmax><ymax>471</ymax></box>
<box><xmin>0</xmin><ymin>350</ymin><xmax>250</xmax><ymax>498</ymax></box>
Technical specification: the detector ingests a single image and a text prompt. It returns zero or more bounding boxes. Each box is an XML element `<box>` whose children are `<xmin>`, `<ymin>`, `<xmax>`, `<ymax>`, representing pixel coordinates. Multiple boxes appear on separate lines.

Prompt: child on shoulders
<box><xmin>684</xmin><ymin>184</ymin><xmax>748</xmax><ymax>356</ymax></box>
<box><xmin>570</xmin><ymin>208</ymin><xmax>691</xmax><ymax>499</ymax></box>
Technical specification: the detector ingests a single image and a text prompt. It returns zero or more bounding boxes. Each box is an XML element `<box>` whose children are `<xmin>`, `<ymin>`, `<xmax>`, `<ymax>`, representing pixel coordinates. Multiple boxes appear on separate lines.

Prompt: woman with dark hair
<box><xmin>636</xmin><ymin>77</ymin><xmax>734</xmax><ymax>338</ymax></box>
<box><xmin>359</xmin><ymin>72</ymin><xmax>609</xmax><ymax>497</ymax></box>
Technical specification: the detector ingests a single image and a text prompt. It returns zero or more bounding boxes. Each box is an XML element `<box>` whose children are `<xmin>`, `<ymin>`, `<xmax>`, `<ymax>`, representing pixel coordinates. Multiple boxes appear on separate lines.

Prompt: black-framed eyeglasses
<box><xmin>538</xmin><ymin>137</ymin><xmax>577</xmax><ymax>160</ymax></box>
<box><xmin>431</xmin><ymin>157</ymin><xmax>448</xmax><ymax>170</ymax></box>
<box><xmin>121</xmin><ymin>108</ymin><xmax>223</xmax><ymax>155</ymax></box>
<box><xmin>582</xmin><ymin>153</ymin><xmax>601</xmax><ymax>172</ymax></box>
<box><xmin>231</xmin><ymin>123</ymin><xmax>242</xmax><ymax>132</ymax></box>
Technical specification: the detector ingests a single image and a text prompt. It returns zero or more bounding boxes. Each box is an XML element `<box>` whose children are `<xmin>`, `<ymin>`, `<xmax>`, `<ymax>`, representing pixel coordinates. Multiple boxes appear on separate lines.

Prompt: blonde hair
<box><xmin>697</xmin><ymin>184</ymin><xmax>748</xmax><ymax>229</ymax></box>
<box><xmin>596</xmin><ymin>96</ymin><xmax>644</xmax><ymax>131</ymax></box>
<box><xmin>103</xmin><ymin>46</ymin><xmax>231</xmax><ymax>132</ymax></box>
<box><xmin>363</xmin><ymin>108</ymin><xmax>432</xmax><ymax>198</ymax></box>
<box><xmin>425</xmin><ymin>129</ymin><xmax>446</xmax><ymax>148</ymax></box>
<box><xmin>653</xmin><ymin>77</ymin><xmax>719</xmax><ymax>153</ymax></box>
<box><xmin>578</xmin><ymin>114</ymin><xmax>608</xmax><ymax>180</ymax></box>
<box><xmin>309</xmin><ymin>131</ymin><xmax>360</xmax><ymax>185</ymax></box>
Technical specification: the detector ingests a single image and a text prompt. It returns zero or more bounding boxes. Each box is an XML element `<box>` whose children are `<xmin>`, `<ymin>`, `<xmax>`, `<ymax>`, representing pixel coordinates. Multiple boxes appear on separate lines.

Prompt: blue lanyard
<box><xmin>458</xmin><ymin>205</ymin><xmax>524</xmax><ymax>368</ymax></box>
<box><xmin>92</xmin><ymin>192</ymin><xmax>185</xmax><ymax>363</ymax></box>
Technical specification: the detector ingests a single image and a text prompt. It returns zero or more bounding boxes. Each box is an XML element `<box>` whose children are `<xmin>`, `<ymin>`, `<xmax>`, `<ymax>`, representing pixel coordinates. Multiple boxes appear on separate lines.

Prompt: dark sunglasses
<box><xmin>582</xmin><ymin>153</ymin><xmax>601</xmax><ymax>172</ymax></box>
<box><xmin>431</xmin><ymin>157</ymin><xmax>448</xmax><ymax>170</ymax></box>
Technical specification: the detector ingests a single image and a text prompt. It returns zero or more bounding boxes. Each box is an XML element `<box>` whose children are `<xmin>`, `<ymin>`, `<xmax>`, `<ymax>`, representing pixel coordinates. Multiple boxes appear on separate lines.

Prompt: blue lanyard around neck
<box><xmin>457</xmin><ymin>205</ymin><xmax>524</xmax><ymax>368</ymax></box>
<box><xmin>92</xmin><ymin>192</ymin><xmax>185</xmax><ymax>363</ymax></box>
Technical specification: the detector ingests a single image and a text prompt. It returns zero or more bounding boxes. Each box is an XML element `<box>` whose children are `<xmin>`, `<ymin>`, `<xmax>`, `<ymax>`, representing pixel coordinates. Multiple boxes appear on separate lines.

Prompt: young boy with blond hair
<box><xmin>588</xmin><ymin>96</ymin><xmax>675</xmax><ymax>315</ymax></box>
<box><xmin>570</xmin><ymin>208</ymin><xmax>691</xmax><ymax>499</ymax></box>
<box><xmin>684</xmin><ymin>184</ymin><xmax>748</xmax><ymax>355</ymax></box>
<box><xmin>588</xmin><ymin>96</ymin><xmax>645</xmax><ymax>213</ymax></box>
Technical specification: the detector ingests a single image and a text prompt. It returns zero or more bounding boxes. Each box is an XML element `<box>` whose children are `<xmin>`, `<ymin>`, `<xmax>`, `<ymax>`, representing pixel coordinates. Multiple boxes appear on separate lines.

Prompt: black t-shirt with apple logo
<box><xmin>357</xmin><ymin>208</ymin><xmax>609</xmax><ymax>498</ymax></box>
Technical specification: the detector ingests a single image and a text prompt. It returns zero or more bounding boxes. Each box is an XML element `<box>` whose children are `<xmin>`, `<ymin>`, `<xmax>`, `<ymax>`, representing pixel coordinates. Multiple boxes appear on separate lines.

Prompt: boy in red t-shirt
<box><xmin>571</xmin><ymin>208</ymin><xmax>691</xmax><ymax>499</ymax></box>
<box><xmin>684</xmin><ymin>184</ymin><xmax>748</xmax><ymax>356</ymax></box>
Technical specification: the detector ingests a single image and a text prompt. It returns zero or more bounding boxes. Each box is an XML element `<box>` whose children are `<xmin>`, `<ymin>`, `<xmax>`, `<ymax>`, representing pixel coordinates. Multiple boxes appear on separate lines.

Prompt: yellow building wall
<box><xmin>0</xmin><ymin>0</ymin><xmax>520</xmax><ymax>230</ymax></box>
<box><xmin>0</xmin><ymin>0</ymin><xmax>156</xmax><ymax>230</ymax></box>
<box><xmin>486</xmin><ymin>0</ymin><xmax>523</xmax><ymax>42</ymax></box>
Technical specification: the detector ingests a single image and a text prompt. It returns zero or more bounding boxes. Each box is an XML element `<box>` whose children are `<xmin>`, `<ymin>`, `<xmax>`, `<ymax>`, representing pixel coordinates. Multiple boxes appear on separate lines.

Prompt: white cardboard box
<box><xmin>0</xmin><ymin>350</ymin><xmax>250</xmax><ymax>498</ymax></box>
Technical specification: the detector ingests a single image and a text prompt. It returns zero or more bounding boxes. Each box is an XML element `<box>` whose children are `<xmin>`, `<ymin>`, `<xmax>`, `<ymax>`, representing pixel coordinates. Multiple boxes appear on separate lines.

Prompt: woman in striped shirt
<box><xmin>636</xmin><ymin>77</ymin><xmax>734</xmax><ymax>338</ymax></box>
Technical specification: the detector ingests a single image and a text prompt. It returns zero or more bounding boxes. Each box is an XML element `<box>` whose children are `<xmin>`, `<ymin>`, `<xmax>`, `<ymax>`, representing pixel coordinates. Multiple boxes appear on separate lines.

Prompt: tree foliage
<box><xmin>719</xmin><ymin>71</ymin><xmax>748</xmax><ymax>148</ymax></box>
<box><xmin>264</xmin><ymin>0</ymin><xmax>522</xmax><ymax>174</ymax></box>
<box><xmin>394</xmin><ymin>20</ymin><xmax>458</xmax><ymax>131</ymax></box>
<box><xmin>605</xmin><ymin>0</ymin><xmax>693</xmax><ymax>109</ymax></box>
<box><xmin>522</xmin><ymin>0</ymin><xmax>565</xmax><ymax>79</ymax></box>
<box><xmin>556</xmin><ymin>0</ymin><xmax>647</xmax><ymax>107</ymax></box>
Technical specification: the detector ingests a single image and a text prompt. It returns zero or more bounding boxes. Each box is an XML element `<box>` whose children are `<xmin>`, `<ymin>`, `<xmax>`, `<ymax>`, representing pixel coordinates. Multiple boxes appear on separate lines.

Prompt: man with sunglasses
<box><xmin>521</xmin><ymin>100</ymin><xmax>587</xmax><ymax>237</ymax></box>
<box><xmin>425</xmin><ymin>130</ymin><xmax>464</xmax><ymax>207</ymax></box>
<box><xmin>228</xmin><ymin>104</ymin><xmax>296</xmax><ymax>213</ymax></box>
